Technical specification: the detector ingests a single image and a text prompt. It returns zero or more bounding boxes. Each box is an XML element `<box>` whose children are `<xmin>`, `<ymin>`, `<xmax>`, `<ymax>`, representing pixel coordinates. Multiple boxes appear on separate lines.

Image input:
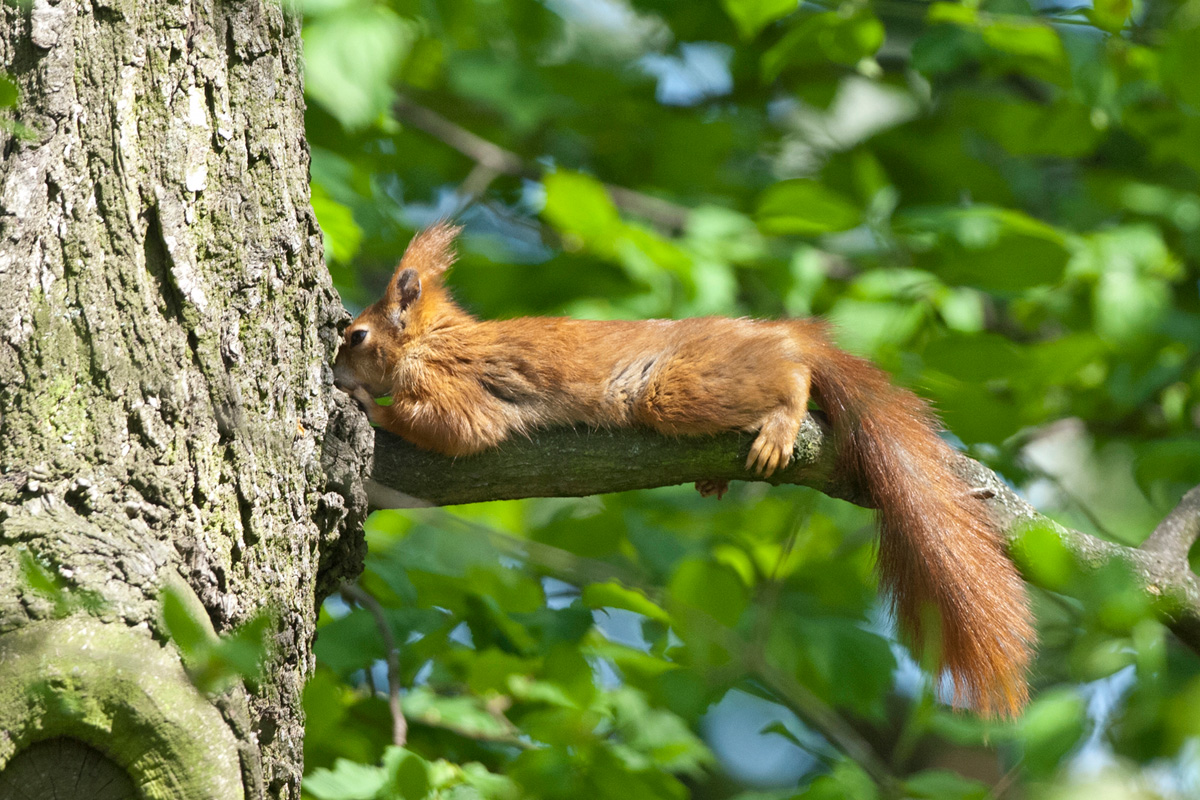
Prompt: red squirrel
<box><xmin>334</xmin><ymin>223</ymin><xmax>1035</xmax><ymax>717</ymax></box>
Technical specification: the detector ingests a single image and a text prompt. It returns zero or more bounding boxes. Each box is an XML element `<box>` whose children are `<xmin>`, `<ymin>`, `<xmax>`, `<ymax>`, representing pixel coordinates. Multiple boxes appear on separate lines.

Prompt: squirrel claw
<box><xmin>746</xmin><ymin>427</ymin><xmax>795</xmax><ymax>477</ymax></box>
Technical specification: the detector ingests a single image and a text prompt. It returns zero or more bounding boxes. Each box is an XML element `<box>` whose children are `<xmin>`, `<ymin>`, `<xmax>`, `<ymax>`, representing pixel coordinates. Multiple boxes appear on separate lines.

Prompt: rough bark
<box><xmin>0</xmin><ymin>1</ymin><xmax>369</xmax><ymax>797</ymax></box>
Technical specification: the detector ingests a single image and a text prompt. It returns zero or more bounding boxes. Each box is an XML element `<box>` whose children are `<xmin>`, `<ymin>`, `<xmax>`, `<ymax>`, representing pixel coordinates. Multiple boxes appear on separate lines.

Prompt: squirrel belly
<box><xmin>334</xmin><ymin>224</ymin><xmax>1034</xmax><ymax>716</ymax></box>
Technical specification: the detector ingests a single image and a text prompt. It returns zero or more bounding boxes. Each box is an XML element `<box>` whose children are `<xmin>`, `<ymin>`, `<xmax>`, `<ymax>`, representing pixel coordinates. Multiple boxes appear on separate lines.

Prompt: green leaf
<box><xmin>304</xmin><ymin>757</ymin><xmax>389</xmax><ymax>800</ymax></box>
<box><xmin>686</xmin><ymin>206</ymin><xmax>765</xmax><ymax>264</ymax></box>
<box><xmin>756</xmin><ymin>180</ymin><xmax>861</xmax><ymax>236</ymax></box>
<box><xmin>313</xmin><ymin>610</ymin><xmax>387</xmax><ymax>676</ymax></box>
<box><xmin>403</xmin><ymin>687</ymin><xmax>517</xmax><ymax>740</ymax></box>
<box><xmin>210</xmin><ymin>613</ymin><xmax>270</xmax><ymax>685</ymax></box>
<box><xmin>926</xmin><ymin>3</ymin><xmax>978</xmax><ymax>27</ymax></box>
<box><xmin>722</xmin><ymin>0</ymin><xmax>797</xmax><ymax>39</ymax></box>
<box><xmin>763</xmin><ymin>10</ymin><xmax>885</xmax><ymax>77</ymax></box>
<box><xmin>826</xmin><ymin>299</ymin><xmax>925</xmax><ymax>356</ymax></box>
<box><xmin>1093</xmin><ymin>270</ymin><xmax>1169</xmax><ymax>345</ymax></box>
<box><xmin>903</xmin><ymin>770</ymin><xmax>989</xmax><ymax>800</ymax></box>
<box><xmin>382</xmin><ymin>746</ymin><xmax>432</xmax><ymax>800</ymax></box>
<box><xmin>668</xmin><ymin>559</ymin><xmax>748</xmax><ymax>628</ymax></box>
<box><xmin>900</xmin><ymin>207</ymin><xmax>1071</xmax><ymax>290</ymax></box>
<box><xmin>1163</xmin><ymin>20</ymin><xmax>1200</xmax><ymax>109</ymax></box>
<box><xmin>780</xmin><ymin>616</ymin><xmax>895</xmax><ymax>714</ymax></box>
<box><xmin>958</xmin><ymin>96</ymin><xmax>1103</xmax><ymax>158</ymax></box>
<box><xmin>609</xmin><ymin>688</ymin><xmax>713</xmax><ymax>773</ymax></box>
<box><xmin>541</xmin><ymin>644</ymin><xmax>598</xmax><ymax>708</ymax></box>
<box><xmin>1090</xmin><ymin>0</ymin><xmax>1132</xmax><ymax>32</ymax></box>
<box><xmin>911</xmin><ymin>23</ymin><xmax>986</xmax><ymax>76</ymax></box>
<box><xmin>303</xmin><ymin>6</ymin><xmax>413</xmax><ymax>129</ymax></box>
<box><xmin>467</xmin><ymin>648</ymin><xmax>535</xmax><ymax>695</ymax></box>
<box><xmin>542</xmin><ymin>171</ymin><xmax>622</xmax><ymax>246</ymax></box>
<box><xmin>926</xmin><ymin>381</ymin><xmax>1021</xmax><ymax>444</ymax></box>
<box><xmin>1019</xmin><ymin>689</ymin><xmax>1087</xmax><ymax>778</ymax></box>
<box><xmin>925</xmin><ymin>4</ymin><xmax>1067</xmax><ymax>83</ymax></box>
<box><xmin>800</xmin><ymin>759</ymin><xmax>879</xmax><ymax>800</ymax></box>
<box><xmin>161</xmin><ymin>583</ymin><xmax>215</xmax><ymax>659</ymax></box>
<box><xmin>923</xmin><ymin>333</ymin><xmax>1024</xmax><ymax>383</ymax></box>
<box><xmin>582</xmin><ymin>581</ymin><xmax>672</xmax><ymax>625</ymax></box>
<box><xmin>1134</xmin><ymin>439</ymin><xmax>1200</xmax><ymax>499</ymax></box>
<box><xmin>311</xmin><ymin>182</ymin><xmax>363</xmax><ymax>265</ymax></box>
<box><xmin>533</xmin><ymin>504</ymin><xmax>624</xmax><ymax>558</ymax></box>
<box><xmin>980</xmin><ymin>20</ymin><xmax>1064</xmax><ymax>63</ymax></box>
<box><xmin>0</xmin><ymin>74</ymin><xmax>16</xmax><ymax>108</ymax></box>
<box><xmin>1009</xmin><ymin>520</ymin><xmax>1076</xmax><ymax>591</ymax></box>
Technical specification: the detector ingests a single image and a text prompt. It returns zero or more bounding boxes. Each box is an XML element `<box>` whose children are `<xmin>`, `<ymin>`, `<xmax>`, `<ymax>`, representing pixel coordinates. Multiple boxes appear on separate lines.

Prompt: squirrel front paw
<box><xmin>346</xmin><ymin>384</ymin><xmax>376</xmax><ymax>416</ymax></box>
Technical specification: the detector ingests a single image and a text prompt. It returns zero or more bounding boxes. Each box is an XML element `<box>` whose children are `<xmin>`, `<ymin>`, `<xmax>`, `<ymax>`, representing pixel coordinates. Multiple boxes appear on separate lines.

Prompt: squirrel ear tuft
<box><xmin>396</xmin><ymin>221</ymin><xmax>462</xmax><ymax>280</ymax></box>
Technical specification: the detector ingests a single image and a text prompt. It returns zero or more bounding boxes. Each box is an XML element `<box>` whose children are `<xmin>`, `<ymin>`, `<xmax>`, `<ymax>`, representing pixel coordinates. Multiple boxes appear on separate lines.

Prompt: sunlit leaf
<box><xmin>763</xmin><ymin>9</ymin><xmax>884</xmax><ymax>76</ymax></box>
<box><xmin>312</xmin><ymin>182</ymin><xmax>363</xmax><ymax>264</ymax></box>
<box><xmin>303</xmin><ymin>6</ymin><xmax>413</xmax><ymax>129</ymax></box>
<box><xmin>304</xmin><ymin>757</ymin><xmax>389</xmax><ymax>800</ymax></box>
<box><xmin>722</xmin><ymin>0</ymin><xmax>797</xmax><ymax>39</ymax></box>
<box><xmin>904</xmin><ymin>770</ymin><xmax>989</xmax><ymax>799</ymax></box>
<box><xmin>583</xmin><ymin>581</ymin><xmax>672</xmax><ymax>625</ymax></box>
<box><xmin>1091</xmin><ymin>0</ymin><xmax>1132</xmax><ymax>32</ymax></box>
<box><xmin>756</xmin><ymin>180</ymin><xmax>861</xmax><ymax>236</ymax></box>
<box><xmin>542</xmin><ymin>171</ymin><xmax>622</xmax><ymax>246</ymax></box>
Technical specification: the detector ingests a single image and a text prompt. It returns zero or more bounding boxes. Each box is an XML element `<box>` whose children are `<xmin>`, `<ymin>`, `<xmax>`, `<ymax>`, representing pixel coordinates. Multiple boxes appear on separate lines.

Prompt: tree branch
<box><xmin>365</xmin><ymin>413</ymin><xmax>844</xmax><ymax>508</ymax></box>
<box><xmin>356</xmin><ymin>414</ymin><xmax>1200</xmax><ymax>658</ymax></box>
<box><xmin>1141</xmin><ymin>484</ymin><xmax>1200</xmax><ymax>566</ymax></box>
<box><xmin>340</xmin><ymin>583</ymin><xmax>407</xmax><ymax>747</ymax></box>
<box><xmin>394</xmin><ymin>99</ymin><xmax>692</xmax><ymax>233</ymax></box>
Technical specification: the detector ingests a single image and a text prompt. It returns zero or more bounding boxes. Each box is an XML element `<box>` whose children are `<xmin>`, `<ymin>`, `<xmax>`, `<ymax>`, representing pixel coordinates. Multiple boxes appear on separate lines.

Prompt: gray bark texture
<box><xmin>0</xmin><ymin>0</ymin><xmax>370</xmax><ymax>797</ymax></box>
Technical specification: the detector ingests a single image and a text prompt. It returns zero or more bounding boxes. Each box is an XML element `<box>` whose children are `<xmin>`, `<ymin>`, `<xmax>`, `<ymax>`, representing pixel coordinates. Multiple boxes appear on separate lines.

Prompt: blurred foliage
<box><xmin>300</xmin><ymin>0</ymin><xmax>1200</xmax><ymax>796</ymax></box>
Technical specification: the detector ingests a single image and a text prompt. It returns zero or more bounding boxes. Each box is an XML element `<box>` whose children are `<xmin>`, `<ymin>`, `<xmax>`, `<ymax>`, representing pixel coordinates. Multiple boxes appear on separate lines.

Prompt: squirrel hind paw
<box><xmin>695</xmin><ymin>479</ymin><xmax>729</xmax><ymax>500</ymax></box>
<box><xmin>745</xmin><ymin>434</ymin><xmax>790</xmax><ymax>477</ymax></box>
<box><xmin>746</xmin><ymin>411</ymin><xmax>802</xmax><ymax>477</ymax></box>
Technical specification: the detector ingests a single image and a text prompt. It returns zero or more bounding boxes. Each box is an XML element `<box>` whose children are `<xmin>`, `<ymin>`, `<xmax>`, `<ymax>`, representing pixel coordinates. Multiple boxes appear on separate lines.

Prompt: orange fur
<box><xmin>334</xmin><ymin>224</ymin><xmax>1035</xmax><ymax>716</ymax></box>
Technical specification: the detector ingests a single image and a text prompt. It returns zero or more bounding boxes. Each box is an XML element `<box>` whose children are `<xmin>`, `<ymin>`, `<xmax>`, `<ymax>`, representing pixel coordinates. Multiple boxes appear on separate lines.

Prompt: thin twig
<box><xmin>1141</xmin><ymin>484</ymin><xmax>1200</xmax><ymax>566</ymax></box>
<box><xmin>987</xmin><ymin>757</ymin><xmax>1025</xmax><ymax>799</ymax></box>
<box><xmin>1026</xmin><ymin>465</ymin><xmax>1118</xmax><ymax>542</ymax></box>
<box><xmin>393</xmin><ymin>99</ymin><xmax>691</xmax><ymax>233</ymax></box>
<box><xmin>341</xmin><ymin>582</ymin><xmax>408</xmax><ymax>747</ymax></box>
<box><xmin>395</xmin><ymin>100</ymin><xmax>531</xmax><ymax>178</ymax></box>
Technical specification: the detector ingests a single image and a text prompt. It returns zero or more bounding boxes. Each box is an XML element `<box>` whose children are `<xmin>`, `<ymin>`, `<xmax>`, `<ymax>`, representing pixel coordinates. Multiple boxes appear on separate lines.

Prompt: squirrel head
<box><xmin>334</xmin><ymin>223</ymin><xmax>462</xmax><ymax>397</ymax></box>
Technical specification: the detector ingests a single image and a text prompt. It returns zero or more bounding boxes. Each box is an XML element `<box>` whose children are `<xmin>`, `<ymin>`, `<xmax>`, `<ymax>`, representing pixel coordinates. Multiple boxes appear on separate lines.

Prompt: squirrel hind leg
<box><xmin>746</xmin><ymin>366</ymin><xmax>811</xmax><ymax>477</ymax></box>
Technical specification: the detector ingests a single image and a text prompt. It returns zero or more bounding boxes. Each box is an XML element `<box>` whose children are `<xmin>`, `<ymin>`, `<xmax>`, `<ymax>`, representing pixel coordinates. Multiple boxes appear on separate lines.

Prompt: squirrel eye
<box><xmin>349</xmin><ymin>329</ymin><xmax>367</xmax><ymax>347</ymax></box>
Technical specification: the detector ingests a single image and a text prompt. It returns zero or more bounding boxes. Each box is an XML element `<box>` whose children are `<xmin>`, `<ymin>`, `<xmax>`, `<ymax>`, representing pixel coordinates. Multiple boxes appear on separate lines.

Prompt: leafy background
<box><xmin>298</xmin><ymin>0</ymin><xmax>1200</xmax><ymax>797</ymax></box>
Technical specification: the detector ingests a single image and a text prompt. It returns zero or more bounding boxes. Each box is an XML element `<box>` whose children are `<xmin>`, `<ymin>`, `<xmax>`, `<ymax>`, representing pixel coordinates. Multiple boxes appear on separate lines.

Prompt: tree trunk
<box><xmin>0</xmin><ymin>1</ymin><xmax>369</xmax><ymax>797</ymax></box>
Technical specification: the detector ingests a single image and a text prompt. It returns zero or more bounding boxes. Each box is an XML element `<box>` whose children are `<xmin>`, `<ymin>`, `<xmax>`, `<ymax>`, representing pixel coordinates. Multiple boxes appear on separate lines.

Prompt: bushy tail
<box><xmin>800</xmin><ymin>321</ymin><xmax>1033</xmax><ymax>716</ymax></box>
